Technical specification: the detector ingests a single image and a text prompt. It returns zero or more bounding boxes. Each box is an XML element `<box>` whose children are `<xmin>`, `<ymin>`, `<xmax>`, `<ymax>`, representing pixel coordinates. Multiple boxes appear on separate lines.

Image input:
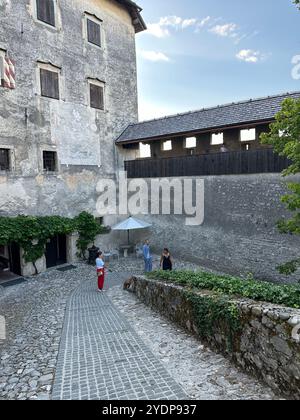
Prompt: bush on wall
<box><xmin>0</xmin><ymin>212</ymin><xmax>108</xmax><ymax>274</ymax></box>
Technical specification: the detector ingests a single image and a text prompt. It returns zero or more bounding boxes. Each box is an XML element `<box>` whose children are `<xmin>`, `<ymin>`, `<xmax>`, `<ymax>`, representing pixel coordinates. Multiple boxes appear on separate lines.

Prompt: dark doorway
<box><xmin>8</xmin><ymin>242</ymin><xmax>21</xmax><ymax>276</ymax></box>
<box><xmin>45</xmin><ymin>234</ymin><xmax>67</xmax><ymax>269</ymax></box>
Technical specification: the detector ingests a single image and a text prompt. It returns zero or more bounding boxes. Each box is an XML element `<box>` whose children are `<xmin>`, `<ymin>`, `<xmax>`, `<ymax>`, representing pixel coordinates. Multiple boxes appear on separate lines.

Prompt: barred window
<box><xmin>0</xmin><ymin>149</ymin><xmax>10</xmax><ymax>171</ymax></box>
<box><xmin>43</xmin><ymin>151</ymin><xmax>57</xmax><ymax>172</ymax></box>
<box><xmin>36</xmin><ymin>0</ymin><xmax>56</xmax><ymax>27</ymax></box>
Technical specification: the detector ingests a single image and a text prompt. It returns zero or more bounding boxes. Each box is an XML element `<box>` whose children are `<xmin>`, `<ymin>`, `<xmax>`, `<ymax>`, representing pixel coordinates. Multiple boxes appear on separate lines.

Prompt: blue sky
<box><xmin>135</xmin><ymin>0</ymin><xmax>300</xmax><ymax>120</ymax></box>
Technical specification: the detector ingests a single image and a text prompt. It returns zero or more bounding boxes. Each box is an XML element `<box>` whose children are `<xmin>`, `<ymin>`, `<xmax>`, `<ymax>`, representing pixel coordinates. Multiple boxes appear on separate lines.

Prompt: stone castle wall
<box><xmin>128</xmin><ymin>276</ymin><xmax>300</xmax><ymax>399</ymax></box>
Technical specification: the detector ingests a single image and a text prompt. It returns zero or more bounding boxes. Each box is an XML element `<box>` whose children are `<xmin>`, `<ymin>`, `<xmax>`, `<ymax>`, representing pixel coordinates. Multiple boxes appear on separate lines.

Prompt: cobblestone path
<box><xmin>52</xmin><ymin>274</ymin><xmax>187</xmax><ymax>400</ymax></box>
<box><xmin>108</xmin><ymin>285</ymin><xmax>278</xmax><ymax>400</ymax></box>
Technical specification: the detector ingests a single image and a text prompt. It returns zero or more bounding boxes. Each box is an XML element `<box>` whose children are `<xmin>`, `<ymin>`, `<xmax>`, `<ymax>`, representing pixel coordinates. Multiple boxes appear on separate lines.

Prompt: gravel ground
<box><xmin>107</xmin><ymin>285</ymin><xmax>280</xmax><ymax>400</ymax></box>
<box><xmin>0</xmin><ymin>265</ymin><xmax>90</xmax><ymax>400</ymax></box>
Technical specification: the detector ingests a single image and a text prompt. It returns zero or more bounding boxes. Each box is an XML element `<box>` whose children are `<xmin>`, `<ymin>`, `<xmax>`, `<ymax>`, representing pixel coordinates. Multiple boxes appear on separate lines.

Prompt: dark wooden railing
<box><xmin>124</xmin><ymin>149</ymin><xmax>290</xmax><ymax>178</ymax></box>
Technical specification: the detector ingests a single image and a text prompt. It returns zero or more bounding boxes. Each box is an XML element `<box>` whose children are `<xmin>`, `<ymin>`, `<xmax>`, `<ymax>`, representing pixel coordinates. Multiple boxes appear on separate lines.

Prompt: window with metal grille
<box><xmin>40</xmin><ymin>68</ymin><xmax>60</xmax><ymax>99</ymax></box>
<box><xmin>90</xmin><ymin>83</ymin><xmax>104</xmax><ymax>110</ymax></box>
<box><xmin>0</xmin><ymin>149</ymin><xmax>10</xmax><ymax>171</ymax></box>
<box><xmin>36</xmin><ymin>0</ymin><xmax>56</xmax><ymax>27</ymax></box>
<box><xmin>87</xmin><ymin>19</ymin><xmax>101</xmax><ymax>47</ymax></box>
<box><xmin>43</xmin><ymin>151</ymin><xmax>57</xmax><ymax>172</ymax></box>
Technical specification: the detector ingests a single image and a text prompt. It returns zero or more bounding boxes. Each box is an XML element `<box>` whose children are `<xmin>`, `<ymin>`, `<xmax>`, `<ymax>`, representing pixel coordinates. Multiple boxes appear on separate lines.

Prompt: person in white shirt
<box><xmin>96</xmin><ymin>252</ymin><xmax>105</xmax><ymax>292</ymax></box>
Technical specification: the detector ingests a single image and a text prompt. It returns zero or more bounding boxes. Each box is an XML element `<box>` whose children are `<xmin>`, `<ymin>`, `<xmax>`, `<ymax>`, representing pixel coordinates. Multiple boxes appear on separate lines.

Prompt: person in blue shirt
<box><xmin>143</xmin><ymin>240</ymin><xmax>153</xmax><ymax>273</ymax></box>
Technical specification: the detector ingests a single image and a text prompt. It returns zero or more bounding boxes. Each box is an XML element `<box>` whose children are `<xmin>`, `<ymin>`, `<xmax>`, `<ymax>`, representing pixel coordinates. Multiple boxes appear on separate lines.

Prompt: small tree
<box><xmin>74</xmin><ymin>212</ymin><xmax>105</xmax><ymax>259</ymax></box>
<box><xmin>261</xmin><ymin>98</ymin><xmax>300</xmax><ymax>275</ymax></box>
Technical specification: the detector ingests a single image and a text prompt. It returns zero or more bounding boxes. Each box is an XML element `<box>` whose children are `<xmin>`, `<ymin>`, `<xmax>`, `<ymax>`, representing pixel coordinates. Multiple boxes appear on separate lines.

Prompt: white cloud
<box><xmin>236</xmin><ymin>49</ymin><xmax>263</xmax><ymax>63</ymax></box>
<box><xmin>159</xmin><ymin>16</ymin><xmax>183</xmax><ymax>27</ymax></box>
<box><xmin>199</xmin><ymin>16</ymin><xmax>211</xmax><ymax>27</ymax></box>
<box><xmin>139</xmin><ymin>50</ymin><xmax>170</xmax><ymax>63</ymax></box>
<box><xmin>210</xmin><ymin>23</ymin><xmax>238</xmax><ymax>37</ymax></box>
<box><xmin>145</xmin><ymin>15</ymin><xmax>211</xmax><ymax>38</ymax></box>
<box><xmin>182</xmin><ymin>18</ymin><xmax>198</xmax><ymax>29</ymax></box>
<box><xmin>147</xmin><ymin>23</ymin><xmax>170</xmax><ymax>38</ymax></box>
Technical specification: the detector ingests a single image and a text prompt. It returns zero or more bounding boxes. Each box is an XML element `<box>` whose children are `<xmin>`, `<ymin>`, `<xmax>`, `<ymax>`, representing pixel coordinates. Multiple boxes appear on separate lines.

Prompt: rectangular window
<box><xmin>0</xmin><ymin>149</ymin><xmax>10</xmax><ymax>171</ymax></box>
<box><xmin>139</xmin><ymin>143</ymin><xmax>151</xmax><ymax>158</ymax></box>
<box><xmin>40</xmin><ymin>67</ymin><xmax>60</xmax><ymax>99</ymax></box>
<box><xmin>240</xmin><ymin>128</ymin><xmax>256</xmax><ymax>142</ymax></box>
<box><xmin>211</xmin><ymin>133</ymin><xmax>224</xmax><ymax>145</ymax></box>
<box><xmin>87</xmin><ymin>18</ymin><xmax>101</xmax><ymax>47</ymax></box>
<box><xmin>89</xmin><ymin>82</ymin><xmax>104</xmax><ymax>110</ymax></box>
<box><xmin>36</xmin><ymin>0</ymin><xmax>55</xmax><ymax>27</ymax></box>
<box><xmin>185</xmin><ymin>137</ymin><xmax>197</xmax><ymax>149</ymax></box>
<box><xmin>162</xmin><ymin>140</ymin><xmax>172</xmax><ymax>151</ymax></box>
<box><xmin>43</xmin><ymin>151</ymin><xmax>57</xmax><ymax>172</ymax></box>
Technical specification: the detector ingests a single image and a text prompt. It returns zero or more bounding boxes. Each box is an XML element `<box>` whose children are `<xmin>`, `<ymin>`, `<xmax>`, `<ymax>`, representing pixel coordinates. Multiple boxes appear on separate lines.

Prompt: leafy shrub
<box><xmin>147</xmin><ymin>270</ymin><xmax>300</xmax><ymax>309</ymax></box>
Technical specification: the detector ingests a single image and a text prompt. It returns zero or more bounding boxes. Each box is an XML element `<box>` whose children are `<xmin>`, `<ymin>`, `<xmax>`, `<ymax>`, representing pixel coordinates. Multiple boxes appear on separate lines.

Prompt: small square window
<box><xmin>185</xmin><ymin>137</ymin><xmax>197</xmax><ymax>149</ymax></box>
<box><xmin>87</xmin><ymin>18</ymin><xmax>101</xmax><ymax>47</ymax></box>
<box><xmin>240</xmin><ymin>128</ymin><xmax>256</xmax><ymax>142</ymax></box>
<box><xmin>139</xmin><ymin>143</ymin><xmax>151</xmax><ymax>158</ymax></box>
<box><xmin>36</xmin><ymin>0</ymin><xmax>56</xmax><ymax>27</ymax></box>
<box><xmin>211</xmin><ymin>133</ymin><xmax>224</xmax><ymax>145</ymax></box>
<box><xmin>0</xmin><ymin>149</ymin><xmax>10</xmax><ymax>171</ymax></box>
<box><xmin>162</xmin><ymin>140</ymin><xmax>172</xmax><ymax>151</ymax></box>
<box><xmin>40</xmin><ymin>68</ymin><xmax>60</xmax><ymax>99</ymax></box>
<box><xmin>89</xmin><ymin>82</ymin><xmax>104</xmax><ymax>110</ymax></box>
<box><xmin>43</xmin><ymin>151</ymin><xmax>57</xmax><ymax>172</ymax></box>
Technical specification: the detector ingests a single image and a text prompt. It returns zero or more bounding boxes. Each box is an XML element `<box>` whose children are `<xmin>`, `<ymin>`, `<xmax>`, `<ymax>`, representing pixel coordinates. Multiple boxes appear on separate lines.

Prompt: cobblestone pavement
<box><xmin>0</xmin><ymin>267</ymin><xmax>83</xmax><ymax>400</ymax></box>
<box><xmin>108</xmin><ymin>286</ymin><xmax>280</xmax><ymax>400</ymax></box>
<box><xmin>52</xmin><ymin>272</ymin><xmax>187</xmax><ymax>400</ymax></box>
<box><xmin>0</xmin><ymin>259</ymin><xmax>281</xmax><ymax>400</ymax></box>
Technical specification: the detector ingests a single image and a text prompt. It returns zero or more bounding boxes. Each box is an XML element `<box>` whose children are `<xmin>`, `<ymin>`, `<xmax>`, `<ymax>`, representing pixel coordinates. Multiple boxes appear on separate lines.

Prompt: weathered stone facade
<box><xmin>0</xmin><ymin>0</ymin><xmax>139</xmax><ymax>218</ymax></box>
<box><xmin>128</xmin><ymin>175</ymin><xmax>300</xmax><ymax>284</ymax></box>
<box><xmin>127</xmin><ymin>276</ymin><xmax>300</xmax><ymax>399</ymax></box>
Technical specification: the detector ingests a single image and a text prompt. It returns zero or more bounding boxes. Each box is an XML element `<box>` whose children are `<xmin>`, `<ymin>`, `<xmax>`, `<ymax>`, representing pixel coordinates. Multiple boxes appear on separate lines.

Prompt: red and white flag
<box><xmin>3</xmin><ymin>56</ymin><xmax>16</xmax><ymax>89</ymax></box>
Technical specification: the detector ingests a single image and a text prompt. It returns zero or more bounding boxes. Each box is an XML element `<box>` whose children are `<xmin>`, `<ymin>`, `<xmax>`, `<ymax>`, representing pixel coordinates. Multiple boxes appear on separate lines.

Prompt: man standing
<box><xmin>143</xmin><ymin>240</ymin><xmax>153</xmax><ymax>272</ymax></box>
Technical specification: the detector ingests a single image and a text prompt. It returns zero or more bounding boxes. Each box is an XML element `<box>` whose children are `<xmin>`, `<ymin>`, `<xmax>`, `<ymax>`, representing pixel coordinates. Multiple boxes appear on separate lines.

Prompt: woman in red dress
<box><xmin>96</xmin><ymin>252</ymin><xmax>105</xmax><ymax>292</ymax></box>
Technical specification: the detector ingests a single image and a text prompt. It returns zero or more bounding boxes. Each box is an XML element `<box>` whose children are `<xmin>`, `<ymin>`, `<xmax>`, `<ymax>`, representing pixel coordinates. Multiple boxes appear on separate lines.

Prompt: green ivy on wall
<box><xmin>0</xmin><ymin>212</ymin><xmax>109</xmax><ymax>274</ymax></box>
<box><xmin>184</xmin><ymin>291</ymin><xmax>242</xmax><ymax>352</ymax></box>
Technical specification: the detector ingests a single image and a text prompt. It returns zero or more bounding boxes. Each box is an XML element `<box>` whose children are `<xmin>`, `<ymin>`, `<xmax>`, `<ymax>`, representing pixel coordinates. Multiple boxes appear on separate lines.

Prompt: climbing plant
<box><xmin>0</xmin><ymin>212</ymin><xmax>108</xmax><ymax>274</ymax></box>
<box><xmin>184</xmin><ymin>291</ymin><xmax>241</xmax><ymax>352</ymax></box>
<box><xmin>74</xmin><ymin>211</ymin><xmax>109</xmax><ymax>259</ymax></box>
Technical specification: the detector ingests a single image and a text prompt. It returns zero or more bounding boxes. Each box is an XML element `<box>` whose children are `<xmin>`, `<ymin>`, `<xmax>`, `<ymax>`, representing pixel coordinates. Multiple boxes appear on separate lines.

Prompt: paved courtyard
<box><xmin>0</xmin><ymin>260</ymin><xmax>279</xmax><ymax>400</ymax></box>
<box><xmin>52</xmin><ymin>273</ymin><xmax>186</xmax><ymax>400</ymax></box>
